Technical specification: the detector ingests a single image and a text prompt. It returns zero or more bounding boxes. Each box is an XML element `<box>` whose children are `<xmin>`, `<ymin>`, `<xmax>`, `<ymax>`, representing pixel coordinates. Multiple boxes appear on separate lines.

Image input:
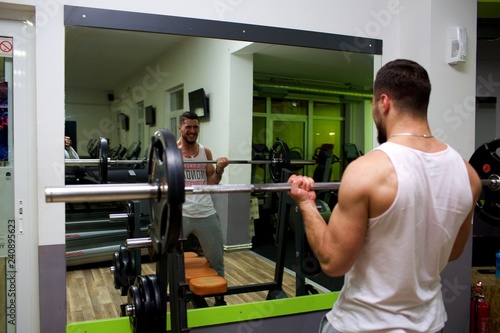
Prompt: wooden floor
<box><xmin>66</xmin><ymin>250</ymin><xmax>327</xmax><ymax>323</ymax></box>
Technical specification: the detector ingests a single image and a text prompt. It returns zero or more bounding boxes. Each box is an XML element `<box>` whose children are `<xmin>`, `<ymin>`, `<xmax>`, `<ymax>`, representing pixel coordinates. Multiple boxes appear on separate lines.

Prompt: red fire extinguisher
<box><xmin>470</xmin><ymin>281</ymin><xmax>490</xmax><ymax>333</ymax></box>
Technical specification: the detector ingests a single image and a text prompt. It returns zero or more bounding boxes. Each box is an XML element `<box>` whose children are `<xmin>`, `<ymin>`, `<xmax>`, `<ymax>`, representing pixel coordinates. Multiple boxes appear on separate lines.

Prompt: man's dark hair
<box><xmin>179</xmin><ymin>111</ymin><xmax>199</xmax><ymax>125</ymax></box>
<box><xmin>373</xmin><ymin>59</ymin><xmax>431</xmax><ymax>118</ymax></box>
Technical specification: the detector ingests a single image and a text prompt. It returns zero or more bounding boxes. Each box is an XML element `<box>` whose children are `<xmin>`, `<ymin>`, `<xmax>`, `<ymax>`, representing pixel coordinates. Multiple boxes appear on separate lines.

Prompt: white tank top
<box><xmin>328</xmin><ymin>142</ymin><xmax>473</xmax><ymax>333</ymax></box>
<box><xmin>182</xmin><ymin>144</ymin><xmax>216</xmax><ymax>218</ymax></box>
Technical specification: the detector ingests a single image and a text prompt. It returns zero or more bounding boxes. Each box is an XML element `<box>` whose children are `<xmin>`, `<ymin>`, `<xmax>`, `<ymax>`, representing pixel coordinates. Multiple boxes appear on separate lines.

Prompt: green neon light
<box><xmin>66</xmin><ymin>293</ymin><xmax>339</xmax><ymax>332</ymax></box>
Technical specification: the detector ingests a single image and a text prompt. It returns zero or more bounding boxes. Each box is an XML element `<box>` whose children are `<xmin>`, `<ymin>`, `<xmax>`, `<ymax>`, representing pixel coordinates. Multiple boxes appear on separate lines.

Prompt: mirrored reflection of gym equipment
<box><xmin>53</xmin><ymin>129</ymin><xmax>341</xmax><ymax>332</ymax></box>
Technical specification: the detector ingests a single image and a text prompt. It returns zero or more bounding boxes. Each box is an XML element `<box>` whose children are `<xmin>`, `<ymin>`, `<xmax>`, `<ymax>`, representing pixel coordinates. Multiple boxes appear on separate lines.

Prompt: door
<box><xmin>0</xmin><ymin>17</ymin><xmax>37</xmax><ymax>333</ymax></box>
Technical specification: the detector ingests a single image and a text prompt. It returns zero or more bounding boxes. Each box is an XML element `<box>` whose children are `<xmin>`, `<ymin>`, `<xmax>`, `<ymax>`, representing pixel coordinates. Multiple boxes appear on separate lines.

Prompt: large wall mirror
<box><xmin>63</xmin><ymin>5</ymin><xmax>382</xmax><ymax>326</ymax></box>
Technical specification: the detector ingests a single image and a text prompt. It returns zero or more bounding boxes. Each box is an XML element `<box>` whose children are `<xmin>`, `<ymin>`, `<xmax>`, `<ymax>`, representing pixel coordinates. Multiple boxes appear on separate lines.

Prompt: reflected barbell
<box><xmin>66</xmin><ymin>137</ymin><xmax>316</xmax><ymax>183</ymax></box>
<box><xmin>65</xmin><ymin>159</ymin><xmax>147</xmax><ymax>166</ymax></box>
<box><xmin>65</xmin><ymin>157</ymin><xmax>316</xmax><ymax>166</ymax></box>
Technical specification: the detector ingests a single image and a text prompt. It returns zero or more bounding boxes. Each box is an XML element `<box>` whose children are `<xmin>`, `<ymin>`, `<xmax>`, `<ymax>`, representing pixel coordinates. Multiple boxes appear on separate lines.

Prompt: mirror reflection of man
<box><xmin>177</xmin><ymin>111</ymin><xmax>229</xmax><ymax>306</ymax></box>
<box><xmin>64</xmin><ymin>136</ymin><xmax>79</xmax><ymax>159</ymax></box>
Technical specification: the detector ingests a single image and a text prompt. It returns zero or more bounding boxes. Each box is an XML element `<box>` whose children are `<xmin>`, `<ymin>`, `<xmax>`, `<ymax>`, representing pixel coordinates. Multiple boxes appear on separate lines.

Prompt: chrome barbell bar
<box><xmin>65</xmin><ymin>159</ymin><xmax>147</xmax><ymax>166</ymax></box>
<box><xmin>45</xmin><ymin>177</ymin><xmax>500</xmax><ymax>204</ymax></box>
<box><xmin>45</xmin><ymin>182</ymin><xmax>341</xmax><ymax>203</ymax></box>
<box><xmin>65</xmin><ymin>158</ymin><xmax>317</xmax><ymax>166</ymax></box>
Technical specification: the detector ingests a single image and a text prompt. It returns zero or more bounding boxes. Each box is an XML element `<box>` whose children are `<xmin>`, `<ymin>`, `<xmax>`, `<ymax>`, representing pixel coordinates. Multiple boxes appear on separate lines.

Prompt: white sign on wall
<box><xmin>0</xmin><ymin>37</ymin><xmax>13</xmax><ymax>57</ymax></box>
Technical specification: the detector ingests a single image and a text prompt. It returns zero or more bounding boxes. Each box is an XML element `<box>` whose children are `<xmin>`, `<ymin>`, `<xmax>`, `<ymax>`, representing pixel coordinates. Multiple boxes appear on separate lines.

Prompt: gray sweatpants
<box><xmin>182</xmin><ymin>213</ymin><xmax>224</xmax><ymax>277</ymax></box>
<box><xmin>319</xmin><ymin>316</ymin><xmax>341</xmax><ymax>333</ymax></box>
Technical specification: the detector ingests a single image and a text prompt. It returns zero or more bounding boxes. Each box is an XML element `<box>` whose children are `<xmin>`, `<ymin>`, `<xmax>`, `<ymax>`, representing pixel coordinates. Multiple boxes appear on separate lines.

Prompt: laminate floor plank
<box><xmin>67</xmin><ymin>250</ymin><xmax>326</xmax><ymax>323</ymax></box>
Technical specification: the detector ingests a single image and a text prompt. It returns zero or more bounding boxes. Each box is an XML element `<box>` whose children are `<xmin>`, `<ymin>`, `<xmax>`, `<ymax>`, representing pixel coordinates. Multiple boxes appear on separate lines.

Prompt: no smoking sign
<box><xmin>0</xmin><ymin>38</ymin><xmax>13</xmax><ymax>57</ymax></box>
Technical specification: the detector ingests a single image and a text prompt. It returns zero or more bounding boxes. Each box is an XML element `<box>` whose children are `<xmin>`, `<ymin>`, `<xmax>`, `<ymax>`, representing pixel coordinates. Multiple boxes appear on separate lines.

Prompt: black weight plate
<box><xmin>112</xmin><ymin>251</ymin><xmax>122</xmax><ymax>290</ymax></box>
<box><xmin>128</xmin><ymin>284</ymin><xmax>144</xmax><ymax>333</ymax></box>
<box><xmin>135</xmin><ymin>276</ymin><xmax>154</xmax><ymax>331</ymax></box>
<box><xmin>97</xmin><ymin>137</ymin><xmax>109</xmax><ymax>184</ymax></box>
<box><xmin>469</xmin><ymin>138</ymin><xmax>500</xmax><ymax>226</ymax></box>
<box><xmin>269</xmin><ymin>140</ymin><xmax>291</xmax><ymax>182</ymax></box>
<box><xmin>301</xmin><ymin>255</ymin><xmax>321</xmax><ymax>277</ymax></box>
<box><xmin>120</xmin><ymin>247</ymin><xmax>132</xmax><ymax>296</ymax></box>
<box><xmin>146</xmin><ymin>274</ymin><xmax>164</xmax><ymax>332</ymax></box>
<box><xmin>148</xmin><ymin>129</ymin><xmax>185</xmax><ymax>253</ymax></box>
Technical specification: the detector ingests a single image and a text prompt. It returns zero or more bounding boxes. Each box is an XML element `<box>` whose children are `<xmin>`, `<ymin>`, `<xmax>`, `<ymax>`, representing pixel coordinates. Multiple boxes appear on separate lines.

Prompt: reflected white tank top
<box><xmin>182</xmin><ymin>144</ymin><xmax>216</xmax><ymax>218</ymax></box>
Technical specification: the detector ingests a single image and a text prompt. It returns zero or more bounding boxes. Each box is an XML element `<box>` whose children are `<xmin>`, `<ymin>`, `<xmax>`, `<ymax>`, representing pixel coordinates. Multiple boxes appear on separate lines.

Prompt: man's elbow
<box><xmin>320</xmin><ymin>261</ymin><xmax>350</xmax><ymax>277</ymax></box>
<box><xmin>448</xmin><ymin>250</ymin><xmax>463</xmax><ymax>262</ymax></box>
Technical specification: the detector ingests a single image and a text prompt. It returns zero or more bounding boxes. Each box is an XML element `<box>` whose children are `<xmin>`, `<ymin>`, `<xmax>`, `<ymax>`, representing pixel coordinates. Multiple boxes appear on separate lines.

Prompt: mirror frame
<box><xmin>64</xmin><ymin>6</ymin><xmax>382</xmax><ymax>55</ymax></box>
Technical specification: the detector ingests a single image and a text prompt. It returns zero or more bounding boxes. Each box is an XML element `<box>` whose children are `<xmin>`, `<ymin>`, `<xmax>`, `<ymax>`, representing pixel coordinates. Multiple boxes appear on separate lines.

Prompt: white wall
<box><xmin>111</xmin><ymin>37</ymin><xmax>254</xmax><ymax>184</ymax></box>
<box><xmin>65</xmin><ymin>87</ymin><xmax>118</xmax><ymax>155</ymax></box>
<box><xmin>0</xmin><ymin>0</ymin><xmax>479</xmax><ymax>332</ymax></box>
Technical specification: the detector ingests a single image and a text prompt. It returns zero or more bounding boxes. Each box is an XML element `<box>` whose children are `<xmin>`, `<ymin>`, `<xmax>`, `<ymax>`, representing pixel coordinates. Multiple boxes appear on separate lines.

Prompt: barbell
<box><xmin>66</xmin><ymin>137</ymin><xmax>316</xmax><ymax>184</ymax></box>
<box><xmin>51</xmin><ymin>129</ymin><xmax>500</xmax><ymax>253</ymax></box>
<box><xmin>64</xmin><ymin>157</ymin><xmax>314</xmax><ymax>167</ymax></box>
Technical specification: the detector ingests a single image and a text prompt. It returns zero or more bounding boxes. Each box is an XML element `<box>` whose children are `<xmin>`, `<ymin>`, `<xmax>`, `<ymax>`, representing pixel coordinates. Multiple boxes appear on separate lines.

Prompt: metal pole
<box><xmin>183</xmin><ymin>159</ymin><xmax>317</xmax><ymax>165</ymax></box>
<box><xmin>482</xmin><ymin>178</ymin><xmax>500</xmax><ymax>189</ymax></box>
<box><xmin>45</xmin><ymin>182</ymin><xmax>341</xmax><ymax>203</ymax></box>
<box><xmin>45</xmin><ymin>183</ymin><xmax>157</xmax><ymax>203</ymax></box>
<box><xmin>65</xmin><ymin>159</ymin><xmax>146</xmax><ymax>166</ymax></box>
<box><xmin>65</xmin><ymin>158</ymin><xmax>316</xmax><ymax>166</ymax></box>
<box><xmin>46</xmin><ymin>178</ymin><xmax>499</xmax><ymax>204</ymax></box>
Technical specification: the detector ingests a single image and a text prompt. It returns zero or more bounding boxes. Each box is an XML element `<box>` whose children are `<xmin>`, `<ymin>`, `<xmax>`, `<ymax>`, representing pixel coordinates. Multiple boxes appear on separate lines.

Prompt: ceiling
<box><xmin>65</xmin><ymin>2</ymin><xmax>500</xmax><ymax>94</ymax></box>
<box><xmin>65</xmin><ymin>26</ymin><xmax>375</xmax><ymax>94</ymax></box>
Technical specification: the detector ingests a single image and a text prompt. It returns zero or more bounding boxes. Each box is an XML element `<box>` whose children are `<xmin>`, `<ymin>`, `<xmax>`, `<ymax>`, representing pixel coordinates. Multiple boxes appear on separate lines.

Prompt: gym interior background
<box><xmin>0</xmin><ymin>1</ymin><xmax>498</xmax><ymax>332</ymax></box>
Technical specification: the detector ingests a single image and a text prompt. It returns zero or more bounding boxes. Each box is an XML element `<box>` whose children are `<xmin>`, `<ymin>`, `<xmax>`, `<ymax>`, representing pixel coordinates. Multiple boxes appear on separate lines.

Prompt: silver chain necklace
<box><xmin>390</xmin><ymin>133</ymin><xmax>434</xmax><ymax>138</ymax></box>
<box><xmin>178</xmin><ymin>143</ymin><xmax>199</xmax><ymax>158</ymax></box>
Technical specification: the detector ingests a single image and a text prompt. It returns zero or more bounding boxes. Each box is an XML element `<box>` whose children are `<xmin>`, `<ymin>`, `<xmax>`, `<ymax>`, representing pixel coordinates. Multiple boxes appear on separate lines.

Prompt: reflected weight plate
<box><xmin>136</xmin><ymin>276</ymin><xmax>155</xmax><ymax>332</ymax></box>
<box><xmin>269</xmin><ymin>140</ymin><xmax>291</xmax><ymax>182</ymax></box>
<box><xmin>148</xmin><ymin>129</ymin><xmax>185</xmax><ymax>254</ymax></box>
<box><xmin>146</xmin><ymin>274</ymin><xmax>164</xmax><ymax>332</ymax></box>
<box><xmin>112</xmin><ymin>250</ymin><xmax>123</xmax><ymax>290</ymax></box>
<box><xmin>128</xmin><ymin>284</ymin><xmax>144</xmax><ymax>333</ymax></box>
<box><xmin>97</xmin><ymin>137</ymin><xmax>109</xmax><ymax>184</ymax></box>
<box><xmin>469</xmin><ymin>138</ymin><xmax>500</xmax><ymax>226</ymax></box>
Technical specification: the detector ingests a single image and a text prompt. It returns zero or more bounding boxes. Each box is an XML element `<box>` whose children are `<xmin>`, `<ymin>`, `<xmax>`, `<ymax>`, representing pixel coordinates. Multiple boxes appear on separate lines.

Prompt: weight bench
<box><xmin>183</xmin><ymin>253</ymin><xmax>227</xmax><ymax>305</ymax></box>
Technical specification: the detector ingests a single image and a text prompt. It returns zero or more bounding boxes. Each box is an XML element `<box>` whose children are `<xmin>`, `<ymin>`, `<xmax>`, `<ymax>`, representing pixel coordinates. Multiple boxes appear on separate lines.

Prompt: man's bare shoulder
<box><xmin>204</xmin><ymin>146</ymin><xmax>213</xmax><ymax>160</ymax></box>
<box><xmin>342</xmin><ymin>149</ymin><xmax>393</xmax><ymax>179</ymax></box>
<box><xmin>340</xmin><ymin>149</ymin><xmax>397</xmax><ymax>218</ymax></box>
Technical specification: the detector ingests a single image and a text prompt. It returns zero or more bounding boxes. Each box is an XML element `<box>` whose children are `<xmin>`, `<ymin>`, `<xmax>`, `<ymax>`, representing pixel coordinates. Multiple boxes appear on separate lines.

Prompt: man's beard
<box><xmin>372</xmin><ymin>103</ymin><xmax>387</xmax><ymax>144</ymax></box>
<box><xmin>375</xmin><ymin>119</ymin><xmax>387</xmax><ymax>144</ymax></box>
<box><xmin>182</xmin><ymin>133</ymin><xmax>197</xmax><ymax>145</ymax></box>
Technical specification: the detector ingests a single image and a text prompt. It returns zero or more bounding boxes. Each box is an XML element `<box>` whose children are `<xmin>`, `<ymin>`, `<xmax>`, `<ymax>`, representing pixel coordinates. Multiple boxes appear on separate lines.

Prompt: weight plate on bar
<box><xmin>128</xmin><ymin>284</ymin><xmax>144</xmax><ymax>333</ymax></box>
<box><xmin>112</xmin><ymin>250</ymin><xmax>123</xmax><ymax>290</ymax></box>
<box><xmin>269</xmin><ymin>140</ymin><xmax>291</xmax><ymax>182</ymax></box>
<box><xmin>136</xmin><ymin>276</ymin><xmax>155</xmax><ymax>332</ymax></box>
<box><xmin>148</xmin><ymin>129</ymin><xmax>185</xmax><ymax>254</ymax></box>
<box><xmin>301</xmin><ymin>255</ymin><xmax>321</xmax><ymax>277</ymax></box>
<box><xmin>146</xmin><ymin>274</ymin><xmax>164</xmax><ymax>332</ymax></box>
<box><xmin>97</xmin><ymin>137</ymin><xmax>109</xmax><ymax>184</ymax></box>
<box><xmin>120</xmin><ymin>245</ymin><xmax>132</xmax><ymax>296</ymax></box>
<box><xmin>469</xmin><ymin>138</ymin><xmax>500</xmax><ymax>226</ymax></box>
